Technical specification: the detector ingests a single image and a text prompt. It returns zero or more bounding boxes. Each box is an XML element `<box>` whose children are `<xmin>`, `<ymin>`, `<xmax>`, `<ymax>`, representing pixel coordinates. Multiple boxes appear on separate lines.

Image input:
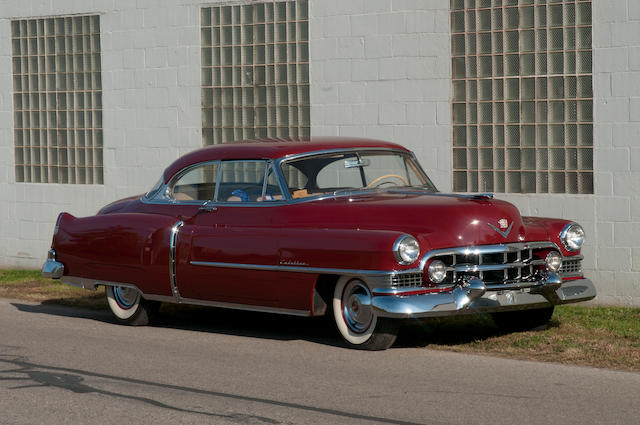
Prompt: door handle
<box><xmin>199</xmin><ymin>204</ymin><xmax>218</xmax><ymax>213</ymax></box>
<box><xmin>198</xmin><ymin>199</ymin><xmax>218</xmax><ymax>213</ymax></box>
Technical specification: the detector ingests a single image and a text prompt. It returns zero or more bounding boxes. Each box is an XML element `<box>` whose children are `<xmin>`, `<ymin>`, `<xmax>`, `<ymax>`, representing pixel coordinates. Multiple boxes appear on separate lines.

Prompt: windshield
<box><xmin>280</xmin><ymin>150</ymin><xmax>437</xmax><ymax>199</ymax></box>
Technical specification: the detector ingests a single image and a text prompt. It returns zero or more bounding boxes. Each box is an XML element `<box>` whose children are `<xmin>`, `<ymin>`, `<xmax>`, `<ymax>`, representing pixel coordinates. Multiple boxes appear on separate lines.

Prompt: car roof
<box><xmin>162</xmin><ymin>137</ymin><xmax>410</xmax><ymax>182</ymax></box>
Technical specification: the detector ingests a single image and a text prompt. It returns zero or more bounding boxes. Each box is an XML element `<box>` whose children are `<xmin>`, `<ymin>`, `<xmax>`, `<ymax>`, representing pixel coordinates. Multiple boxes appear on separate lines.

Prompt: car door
<box><xmin>175</xmin><ymin>160</ymin><xmax>284</xmax><ymax>306</ymax></box>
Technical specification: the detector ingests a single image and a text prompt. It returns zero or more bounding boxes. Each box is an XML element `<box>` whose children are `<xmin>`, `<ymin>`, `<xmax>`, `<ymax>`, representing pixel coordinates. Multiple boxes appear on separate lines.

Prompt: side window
<box><xmin>281</xmin><ymin>163</ymin><xmax>308</xmax><ymax>190</ymax></box>
<box><xmin>218</xmin><ymin>160</ymin><xmax>285</xmax><ymax>203</ymax></box>
<box><xmin>261</xmin><ymin>164</ymin><xmax>284</xmax><ymax>202</ymax></box>
<box><xmin>218</xmin><ymin>160</ymin><xmax>266</xmax><ymax>202</ymax></box>
<box><xmin>171</xmin><ymin>162</ymin><xmax>218</xmax><ymax>201</ymax></box>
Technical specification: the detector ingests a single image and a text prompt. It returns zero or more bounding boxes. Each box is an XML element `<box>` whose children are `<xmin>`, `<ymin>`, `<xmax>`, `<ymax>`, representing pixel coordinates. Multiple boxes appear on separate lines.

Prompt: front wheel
<box><xmin>332</xmin><ymin>277</ymin><xmax>399</xmax><ymax>350</ymax></box>
<box><xmin>105</xmin><ymin>285</ymin><xmax>159</xmax><ymax>326</ymax></box>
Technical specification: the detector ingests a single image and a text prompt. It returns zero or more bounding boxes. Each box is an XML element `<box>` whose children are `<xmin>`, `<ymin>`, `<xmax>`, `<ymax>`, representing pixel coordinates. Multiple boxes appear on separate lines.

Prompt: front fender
<box><xmin>278</xmin><ymin>228</ymin><xmax>426</xmax><ymax>271</ymax></box>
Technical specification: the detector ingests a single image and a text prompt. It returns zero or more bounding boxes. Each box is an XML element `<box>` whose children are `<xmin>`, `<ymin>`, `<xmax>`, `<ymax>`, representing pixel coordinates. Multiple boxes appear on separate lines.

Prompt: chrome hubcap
<box><xmin>113</xmin><ymin>286</ymin><xmax>138</xmax><ymax>310</ymax></box>
<box><xmin>342</xmin><ymin>280</ymin><xmax>373</xmax><ymax>334</ymax></box>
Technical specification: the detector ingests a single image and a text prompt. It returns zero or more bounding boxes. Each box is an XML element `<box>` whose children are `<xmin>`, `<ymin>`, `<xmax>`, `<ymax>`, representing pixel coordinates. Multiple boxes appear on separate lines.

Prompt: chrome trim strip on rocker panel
<box><xmin>170</xmin><ymin>220</ymin><xmax>184</xmax><ymax>301</ymax></box>
<box><xmin>59</xmin><ymin>276</ymin><xmax>311</xmax><ymax>316</ymax></box>
<box><xmin>168</xmin><ymin>297</ymin><xmax>310</xmax><ymax>317</ymax></box>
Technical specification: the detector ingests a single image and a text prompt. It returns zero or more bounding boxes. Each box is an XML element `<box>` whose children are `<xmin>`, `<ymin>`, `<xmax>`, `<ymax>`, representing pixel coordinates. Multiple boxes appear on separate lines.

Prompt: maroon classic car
<box><xmin>42</xmin><ymin>138</ymin><xmax>595</xmax><ymax>350</ymax></box>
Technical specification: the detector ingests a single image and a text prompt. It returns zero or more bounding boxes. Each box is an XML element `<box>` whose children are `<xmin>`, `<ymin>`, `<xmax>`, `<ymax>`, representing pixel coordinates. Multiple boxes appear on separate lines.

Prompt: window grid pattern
<box><xmin>451</xmin><ymin>0</ymin><xmax>593</xmax><ymax>194</ymax></box>
<box><xmin>201</xmin><ymin>0</ymin><xmax>310</xmax><ymax>146</ymax></box>
<box><xmin>11</xmin><ymin>15</ymin><xmax>103</xmax><ymax>184</ymax></box>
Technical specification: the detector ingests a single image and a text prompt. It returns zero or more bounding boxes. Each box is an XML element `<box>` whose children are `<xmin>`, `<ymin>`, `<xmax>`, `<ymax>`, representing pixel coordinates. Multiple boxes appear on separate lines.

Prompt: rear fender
<box><xmin>53</xmin><ymin>212</ymin><xmax>178</xmax><ymax>296</ymax></box>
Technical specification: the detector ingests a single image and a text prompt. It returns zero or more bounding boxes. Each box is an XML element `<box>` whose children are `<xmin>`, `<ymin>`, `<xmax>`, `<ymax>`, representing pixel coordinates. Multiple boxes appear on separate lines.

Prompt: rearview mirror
<box><xmin>344</xmin><ymin>158</ymin><xmax>370</xmax><ymax>168</ymax></box>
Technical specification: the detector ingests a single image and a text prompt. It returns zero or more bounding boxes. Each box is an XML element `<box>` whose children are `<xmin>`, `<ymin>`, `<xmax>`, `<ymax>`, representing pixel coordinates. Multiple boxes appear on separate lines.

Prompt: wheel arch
<box><xmin>312</xmin><ymin>274</ymin><xmax>339</xmax><ymax>316</ymax></box>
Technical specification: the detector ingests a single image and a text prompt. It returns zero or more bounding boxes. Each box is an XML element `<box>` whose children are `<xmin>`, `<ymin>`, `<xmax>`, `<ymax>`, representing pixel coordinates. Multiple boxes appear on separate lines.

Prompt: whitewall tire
<box><xmin>332</xmin><ymin>276</ymin><xmax>399</xmax><ymax>350</ymax></box>
<box><xmin>105</xmin><ymin>285</ymin><xmax>158</xmax><ymax>326</ymax></box>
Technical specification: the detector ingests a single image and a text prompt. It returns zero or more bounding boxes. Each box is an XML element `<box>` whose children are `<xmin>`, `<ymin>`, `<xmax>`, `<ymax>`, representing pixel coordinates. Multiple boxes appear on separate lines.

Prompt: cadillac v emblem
<box><xmin>488</xmin><ymin>219</ymin><xmax>513</xmax><ymax>238</ymax></box>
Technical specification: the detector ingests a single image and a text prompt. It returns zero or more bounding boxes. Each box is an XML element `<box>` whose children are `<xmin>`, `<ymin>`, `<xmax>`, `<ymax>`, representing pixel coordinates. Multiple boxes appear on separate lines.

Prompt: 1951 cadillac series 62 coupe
<box><xmin>42</xmin><ymin>138</ymin><xmax>596</xmax><ymax>350</ymax></box>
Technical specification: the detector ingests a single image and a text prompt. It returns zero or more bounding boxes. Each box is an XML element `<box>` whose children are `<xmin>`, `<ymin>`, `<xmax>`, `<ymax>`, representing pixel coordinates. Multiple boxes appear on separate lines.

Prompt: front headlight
<box><xmin>561</xmin><ymin>223</ymin><xmax>585</xmax><ymax>252</ymax></box>
<box><xmin>427</xmin><ymin>260</ymin><xmax>447</xmax><ymax>284</ymax></box>
<box><xmin>393</xmin><ymin>235</ymin><xmax>420</xmax><ymax>265</ymax></box>
<box><xmin>545</xmin><ymin>251</ymin><xmax>563</xmax><ymax>272</ymax></box>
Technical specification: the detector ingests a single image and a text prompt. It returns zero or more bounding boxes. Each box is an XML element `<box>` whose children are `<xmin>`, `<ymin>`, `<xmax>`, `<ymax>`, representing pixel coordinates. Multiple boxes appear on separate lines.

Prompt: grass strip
<box><xmin>0</xmin><ymin>269</ymin><xmax>106</xmax><ymax>309</ymax></box>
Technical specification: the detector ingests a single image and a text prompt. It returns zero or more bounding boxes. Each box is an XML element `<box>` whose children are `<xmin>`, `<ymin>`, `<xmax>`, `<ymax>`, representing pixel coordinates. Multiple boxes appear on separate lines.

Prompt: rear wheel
<box><xmin>105</xmin><ymin>285</ymin><xmax>159</xmax><ymax>326</ymax></box>
<box><xmin>491</xmin><ymin>306</ymin><xmax>555</xmax><ymax>331</ymax></box>
<box><xmin>332</xmin><ymin>277</ymin><xmax>399</xmax><ymax>350</ymax></box>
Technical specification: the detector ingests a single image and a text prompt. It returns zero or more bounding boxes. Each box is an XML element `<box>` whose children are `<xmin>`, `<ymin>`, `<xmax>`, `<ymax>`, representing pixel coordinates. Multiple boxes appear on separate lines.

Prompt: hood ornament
<box><xmin>488</xmin><ymin>219</ymin><xmax>513</xmax><ymax>238</ymax></box>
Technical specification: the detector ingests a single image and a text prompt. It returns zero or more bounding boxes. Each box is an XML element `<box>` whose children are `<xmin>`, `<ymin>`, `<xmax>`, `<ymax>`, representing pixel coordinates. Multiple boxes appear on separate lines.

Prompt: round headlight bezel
<box><xmin>393</xmin><ymin>235</ymin><xmax>420</xmax><ymax>265</ymax></box>
<box><xmin>427</xmin><ymin>260</ymin><xmax>447</xmax><ymax>284</ymax></box>
<box><xmin>545</xmin><ymin>251</ymin><xmax>563</xmax><ymax>272</ymax></box>
<box><xmin>560</xmin><ymin>222</ymin><xmax>585</xmax><ymax>252</ymax></box>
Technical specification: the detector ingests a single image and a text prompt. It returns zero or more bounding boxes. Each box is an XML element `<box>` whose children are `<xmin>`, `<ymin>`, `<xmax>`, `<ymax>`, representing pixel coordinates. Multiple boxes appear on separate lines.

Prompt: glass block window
<box><xmin>201</xmin><ymin>0</ymin><xmax>310</xmax><ymax>145</ymax></box>
<box><xmin>451</xmin><ymin>0</ymin><xmax>593</xmax><ymax>194</ymax></box>
<box><xmin>11</xmin><ymin>15</ymin><xmax>103</xmax><ymax>184</ymax></box>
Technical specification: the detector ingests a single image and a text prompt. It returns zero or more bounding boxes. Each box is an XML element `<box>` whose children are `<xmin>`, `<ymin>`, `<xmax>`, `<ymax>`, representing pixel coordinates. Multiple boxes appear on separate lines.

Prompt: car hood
<box><xmin>285</xmin><ymin>191</ymin><xmax>549</xmax><ymax>250</ymax></box>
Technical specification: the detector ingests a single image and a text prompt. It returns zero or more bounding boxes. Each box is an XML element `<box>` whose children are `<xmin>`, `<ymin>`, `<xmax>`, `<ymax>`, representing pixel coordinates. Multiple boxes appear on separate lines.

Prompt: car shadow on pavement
<box><xmin>11</xmin><ymin>302</ymin><xmax>114</xmax><ymax>322</ymax></box>
<box><xmin>10</xmin><ymin>301</ymin><xmax>344</xmax><ymax>348</ymax></box>
<box><xmin>395</xmin><ymin>314</ymin><xmax>560</xmax><ymax>348</ymax></box>
<box><xmin>156</xmin><ymin>303</ymin><xmax>344</xmax><ymax>347</ymax></box>
<box><xmin>11</xmin><ymin>301</ymin><xmax>555</xmax><ymax>349</ymax></box>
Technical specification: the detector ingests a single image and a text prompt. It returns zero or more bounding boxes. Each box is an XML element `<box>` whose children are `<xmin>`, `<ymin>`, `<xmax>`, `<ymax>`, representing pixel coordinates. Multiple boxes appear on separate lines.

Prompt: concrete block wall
<box><xmin>499</xmin><ymin>0</ymin><xmax>639</xmax><ymax>306</ymax></box>
<box><xmin>499</xmin><ymin>2</ymin><xmax>640</xmax><ymax>305</ymax></box>
<box><xmin>589</xmin><ymin>0</ymin><xmax>640</xmax><ymax>304</ymax></box>
<box><xmin>0</xmin><ymin>0</ymin><xmax>205</xmax><ymax>268</ymax></box>
<box><xmin>309</xmin><ymin>0</ymin><xmax>453</xmax><ymax>191</ymax></box>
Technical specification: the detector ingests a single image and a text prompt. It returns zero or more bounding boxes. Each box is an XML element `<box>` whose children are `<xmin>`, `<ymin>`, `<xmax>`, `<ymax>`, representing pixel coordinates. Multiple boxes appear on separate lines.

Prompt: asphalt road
<box><xmin>0</xmin><ymin>298</ymin><xmax>638</xmax><ymax>425</ymax></box>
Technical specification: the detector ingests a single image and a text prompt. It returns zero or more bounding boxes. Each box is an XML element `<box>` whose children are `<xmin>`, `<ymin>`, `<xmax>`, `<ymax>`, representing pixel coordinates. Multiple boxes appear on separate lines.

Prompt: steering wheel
<box><xmin>365</xmin><ymin>174</ymin><xmax>409</xmax><ymax>189</ymax></box>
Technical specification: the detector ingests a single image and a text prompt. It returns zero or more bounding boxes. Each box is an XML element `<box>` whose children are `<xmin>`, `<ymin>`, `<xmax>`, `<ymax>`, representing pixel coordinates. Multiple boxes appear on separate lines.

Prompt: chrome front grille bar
<box><xmin>451</xmin><ymin>259</ymin><xmax>546</xmax><ymax>273</ymax></box>
<box><xmin>368</xmin><ymin>243</ymin><xmax>583</xmax><ymax>292</ymax></box>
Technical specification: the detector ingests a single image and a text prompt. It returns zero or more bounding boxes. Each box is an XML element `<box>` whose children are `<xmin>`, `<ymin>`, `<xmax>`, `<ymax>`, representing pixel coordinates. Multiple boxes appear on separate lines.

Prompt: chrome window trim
<box><xmin>216</xmin><ymin>159</ymin><xmax>270</xmax><ymax>204</ymax></box>
<box><xmin>213</xmin><ymin>159</ymin><xmax>223</xmax><ymax>201</ymax></box>
<box><xmin>274</xmin><ymin>147</ymin><xmax>438</xmax><ymax>204</ymax></box>
<box><xmin>141</xmin><ymin>160</ymin><xmax>221</xmax><ymax>205</ymax></box>
<box><xmin>277</xmin><ymin>147</ymin><xmax>411</xmax><ymax>163</ymax></box>
<box><xmin>141</xmin><ymin>148</ymin><xmax>437</xmax><ymax>206</ymax></box>
<box><xmin>141</xmin><ymin>158</ymin><xmax>289</xmax><ymax>207</ymax></box>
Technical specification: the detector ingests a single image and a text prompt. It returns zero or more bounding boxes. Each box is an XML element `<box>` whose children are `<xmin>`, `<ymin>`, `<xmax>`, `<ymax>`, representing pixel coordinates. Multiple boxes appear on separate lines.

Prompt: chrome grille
<box><xmin>390</xmin><ymin>273</ymin><xmax>423</xmax><ymax>288</ymax></box>
<box><xmin>426</xmin><ymin>242</ymin><xmax>556</xmax><ymax>287</ymax></box>
<box><xmin>559</xmin><ymin>258</ymin><xmax>583</xmax><ymax>276</ymax></box>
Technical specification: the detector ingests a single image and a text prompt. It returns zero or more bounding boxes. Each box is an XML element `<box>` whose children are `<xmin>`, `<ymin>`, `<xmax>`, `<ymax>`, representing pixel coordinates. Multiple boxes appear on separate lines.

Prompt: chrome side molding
<box><xmin>169</xmin><ymin>220</ymin><xmax>184</xmax><ymax>301</ymax></box>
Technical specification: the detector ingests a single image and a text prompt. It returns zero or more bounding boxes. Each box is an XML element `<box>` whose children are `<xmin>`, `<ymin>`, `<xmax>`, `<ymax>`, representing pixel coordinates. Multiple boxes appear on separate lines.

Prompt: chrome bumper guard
<box><xmin>41</xmin><ymin>249</ymin><xmax>64</xmax><ymax>279</ymax></box>
<box><xmin>371</xmin><ymin>273</ymin><xmax>596</xmax><ymax>318</ymax></box>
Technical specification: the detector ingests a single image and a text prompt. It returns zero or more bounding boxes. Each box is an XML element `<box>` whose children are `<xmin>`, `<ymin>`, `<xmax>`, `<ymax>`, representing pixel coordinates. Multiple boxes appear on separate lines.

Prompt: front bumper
<box><xmin>371</xmin><ymin>274</ymin><xmax>596</xmax><ymax>318</ymax></box>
